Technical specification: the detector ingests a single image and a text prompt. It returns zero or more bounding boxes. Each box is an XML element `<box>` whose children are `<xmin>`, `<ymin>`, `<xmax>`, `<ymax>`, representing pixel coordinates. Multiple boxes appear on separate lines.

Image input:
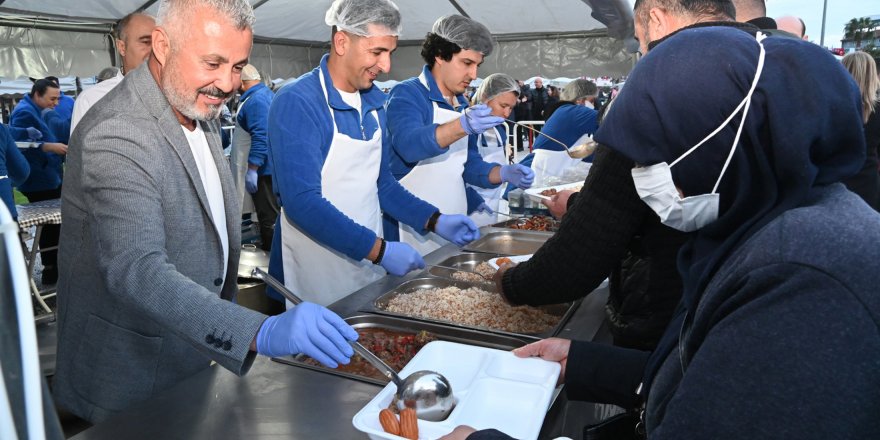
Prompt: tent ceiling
<box><xmin>0</xmin><ymin>0</ymin><xmax>631</xmax><ymax>45</ymax></box>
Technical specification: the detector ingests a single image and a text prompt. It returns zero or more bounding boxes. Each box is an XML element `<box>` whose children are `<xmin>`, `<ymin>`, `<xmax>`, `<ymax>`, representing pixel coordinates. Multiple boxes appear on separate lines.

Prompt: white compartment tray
<box><xmin>352</xmin><ymin>341</ymin><xmax>560</xmax><ymax>440</ymax></box>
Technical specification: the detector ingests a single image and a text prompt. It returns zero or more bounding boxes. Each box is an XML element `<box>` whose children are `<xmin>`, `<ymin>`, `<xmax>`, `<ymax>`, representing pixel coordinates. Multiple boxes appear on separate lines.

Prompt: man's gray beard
<box><xmin>161</xmin><ymin>67</ymin><xmax>224</xmax><ymax>121</ymax></box>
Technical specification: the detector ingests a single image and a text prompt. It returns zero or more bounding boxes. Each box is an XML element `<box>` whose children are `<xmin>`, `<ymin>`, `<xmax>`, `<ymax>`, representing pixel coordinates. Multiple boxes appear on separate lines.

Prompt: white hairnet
<box><xmin>431</xmin><ymin>15</ymin><xmax>494</xmax><ymax>56</ymax></box>
<box><xmin>325</xmin><ymin>0</ymin><xmax>402</xmax><ymax>37</ymax></box>
<box><xmin>476</xmin><ymin>73</ymin><xmax>519</xmax><ymax>104</ymax></box>
<box><xmin>560</xmin><ymin>79</ymin><xmax>598</xmax><ymax>102</ymax></box>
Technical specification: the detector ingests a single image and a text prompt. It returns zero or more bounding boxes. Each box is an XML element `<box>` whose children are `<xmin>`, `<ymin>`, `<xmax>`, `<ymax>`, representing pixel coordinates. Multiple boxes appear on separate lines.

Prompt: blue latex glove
<box><xmin>255</xmin><ymin>302</ymin><xmax>358</xmax><ymax>368</ymax></box>
<box><xmin>475</xmin><ymin>203</ymin><xmax>493</xmax><ymax>215</ymax></box>
<box><xmin>26</xmin><ymin>127</ymin><xmax>42</xmax><ymax>141</ymax></box>
<box><xmin>380</xmin><ymin>241</ymin><xmax>426</xmax><ymax>276</ymax></box>
<box><xmin>460</xmin><ymin>104</ymin><xmax>504</xmax><ymax>135</ymax></box>
<box><xmin>435</xmin><ymin>214</ymin><xmax>480</xmax><ymax>246</ymax></box>
<box><xmin>245</xmin><ymin>169</ymin><xmax>258</xmax><ymax>194</ymax></box>
<box><xmin>500</xmin><ymin>164</ymin><xmax>535</xmax><ymax>189</ymax></box>
<box><xmin>40</xmin><ymin>107</ymin><xmax>54</xmax><ymax>118</ymax></box>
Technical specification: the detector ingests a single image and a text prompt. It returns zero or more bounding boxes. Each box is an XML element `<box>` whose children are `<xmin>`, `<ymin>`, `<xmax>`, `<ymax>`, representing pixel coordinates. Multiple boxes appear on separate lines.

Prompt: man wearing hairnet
<box><xmin>266</xmin><ymin>0</ymin><xmax>479</xmax><ymax>307</ymax></box>
<box><xmin>385</xmin><ymin>15</ymin><xmax>534</xmax><ymax>254</ymax></box>
<box><xmin>466</xmin><ymin>73</ymin><xmax>520</xmax><ymax>226</ymax></box>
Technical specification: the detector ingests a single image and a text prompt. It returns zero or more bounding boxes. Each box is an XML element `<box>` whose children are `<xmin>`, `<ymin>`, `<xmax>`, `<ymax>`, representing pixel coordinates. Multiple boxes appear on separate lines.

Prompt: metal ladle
<box><xmin>505</xmin><ymin>118</ymin><xmax>597</xmax><ymax>159</ymax></box>
<box><xmin>251</xmin><ymin>268</ymin><xmax>456</xmax><ymax>421</ymax></box>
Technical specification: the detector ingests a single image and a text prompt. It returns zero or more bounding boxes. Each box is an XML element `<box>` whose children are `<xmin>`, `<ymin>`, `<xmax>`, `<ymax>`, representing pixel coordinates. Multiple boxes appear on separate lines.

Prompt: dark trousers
<box><xmin>21</xmin><ymin>187</ymin><xmax>62</xmax><ymax>268</ymax></box>
<box><xmin>252</xmin><ymin>175</ymin><xmax>278</xmax><ymax>251</ymax></box>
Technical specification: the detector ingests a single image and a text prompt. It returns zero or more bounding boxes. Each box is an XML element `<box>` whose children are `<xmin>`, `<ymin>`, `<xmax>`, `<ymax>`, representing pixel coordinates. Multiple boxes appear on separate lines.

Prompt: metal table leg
<box><xmin>19</xmin><ymin>226</ymin><xmax>53</xmax><ymax>314</ymax></box>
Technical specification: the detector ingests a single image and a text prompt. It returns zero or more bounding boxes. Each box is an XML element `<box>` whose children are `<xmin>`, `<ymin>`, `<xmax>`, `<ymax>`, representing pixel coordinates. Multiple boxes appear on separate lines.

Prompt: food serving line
<box><xmin>71</xmin><ymin>227</ymin><xmax>611</xmax><ymax>440</ymax></box>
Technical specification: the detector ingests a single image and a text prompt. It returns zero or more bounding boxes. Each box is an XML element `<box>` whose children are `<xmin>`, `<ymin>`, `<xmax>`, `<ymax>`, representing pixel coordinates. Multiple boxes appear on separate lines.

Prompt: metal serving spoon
<box><xmin>504</xmin><ymin>118</ymin><xmax>597</xmax><ymax>159</ymax></box>
<box><xmin>251</xmin><ymin>268</ymin><xmax>456</xmax><ymax>421</ymax></box>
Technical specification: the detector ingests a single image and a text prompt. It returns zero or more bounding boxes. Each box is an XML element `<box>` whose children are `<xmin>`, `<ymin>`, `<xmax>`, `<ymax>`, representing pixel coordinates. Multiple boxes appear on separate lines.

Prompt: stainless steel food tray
<box><xmin>363</xmin><ymin>277</ymin><xmax>581</xmax><ymax>339</ymax></box>
<box><xmin>425</xmin><ymin>252</ymin><xmax>502</xmax><ymax>285</ymax></box>
<box><xmin>462</xmin><ymin>228</ymin><xmax>553</xmax><ymax>255</ymax></box>
<box><xmin>490</xmin><ymin>216</ymin><xmax>560</xmax><ymax>232</ymax></box>
<box><xmin>271</xmin><ymin>314</ymin><xmax>536</xmax><ymax>385</ymax></box>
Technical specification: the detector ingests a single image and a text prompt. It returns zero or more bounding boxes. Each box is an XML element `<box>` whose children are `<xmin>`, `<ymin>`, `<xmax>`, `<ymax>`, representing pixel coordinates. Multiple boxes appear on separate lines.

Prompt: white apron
<box><xmin>531</xmin><ymin>133</ymin><xmax>592</xmax><ymax>186</ymax></box>
<box><xmin>397</xmin><ymin>73</ymin><xmax>468</xmax><ymax>255</ymax></box>
<box><xmin>468</xmin><ymin>126</ymin><xmax>506</xmax><ymax>227</ymax></box>
<box><xmin>279</xmin><ymin>72</ymin><xmax>385</xmax><ymax>307</ymax></box>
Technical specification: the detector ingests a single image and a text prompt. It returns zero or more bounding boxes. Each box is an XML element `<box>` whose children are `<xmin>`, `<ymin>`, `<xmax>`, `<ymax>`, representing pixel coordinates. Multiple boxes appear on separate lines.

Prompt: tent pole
<box><xmin>446</xmin><ymin>0</ymin><xmax>469</xmax><ymax>18</ymax></box>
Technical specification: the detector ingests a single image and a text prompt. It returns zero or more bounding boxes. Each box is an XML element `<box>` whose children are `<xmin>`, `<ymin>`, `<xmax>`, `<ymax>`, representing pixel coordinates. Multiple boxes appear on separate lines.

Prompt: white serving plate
<box><xmin>524</xmin><ymin>182</ymin><xmax>583</xmax><ymax>203</ymax></box>
<box><xmin>352</xmin><ymin>341</ymin><xmax>560</xmax><ymax>440</ymax></box>
<box><xmin>487</xmin><ymin>254</ymin><xmax>533</xmax><ymax>270</ymax></box>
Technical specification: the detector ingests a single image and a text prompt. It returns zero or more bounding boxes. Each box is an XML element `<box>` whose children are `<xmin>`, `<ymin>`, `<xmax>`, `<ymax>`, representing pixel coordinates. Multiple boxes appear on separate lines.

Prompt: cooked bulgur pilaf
<box><xmin>383</xmin><ymin>286</ymin><xmax>558</xmax><ymax>333</ymax></box>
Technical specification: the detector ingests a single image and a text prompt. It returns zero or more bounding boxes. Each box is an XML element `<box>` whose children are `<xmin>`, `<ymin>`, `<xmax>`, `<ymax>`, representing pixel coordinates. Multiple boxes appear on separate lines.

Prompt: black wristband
<box><xmin>373</xmin><ymin>238</ymin><xmax>387</xmax><ymax>265</ymax></box>
<box><xmin>426</xmin><ymin>211</ymin><xmax>441</xmax><ymax>233</ymax></box>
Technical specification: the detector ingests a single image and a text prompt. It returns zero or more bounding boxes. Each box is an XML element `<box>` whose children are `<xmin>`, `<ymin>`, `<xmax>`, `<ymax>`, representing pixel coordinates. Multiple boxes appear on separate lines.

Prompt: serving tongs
<box><xmin>504</xmin><ymin>118</ymin><xmax>597</xmax><ymax>159</ymax></box>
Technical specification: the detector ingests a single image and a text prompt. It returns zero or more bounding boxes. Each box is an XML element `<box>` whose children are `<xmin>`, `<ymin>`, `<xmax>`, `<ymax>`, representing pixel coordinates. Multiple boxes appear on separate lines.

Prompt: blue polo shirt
<box><xmin>267</xmin><ymin>54</ymin><xmax>437</xmax><ymax>271</ymax></box>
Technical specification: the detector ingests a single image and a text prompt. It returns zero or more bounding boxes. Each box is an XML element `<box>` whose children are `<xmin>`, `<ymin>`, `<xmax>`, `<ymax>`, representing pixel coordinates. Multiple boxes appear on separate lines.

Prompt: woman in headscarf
<box><xmin>841</xmin><ymin>51</ymin><xmax>880</xmax><ymax>210</ymax></box>
<box><xmin>442</xmin><ymin>26</ymin><xmax>880</xmax><ymax>440</ymax></box>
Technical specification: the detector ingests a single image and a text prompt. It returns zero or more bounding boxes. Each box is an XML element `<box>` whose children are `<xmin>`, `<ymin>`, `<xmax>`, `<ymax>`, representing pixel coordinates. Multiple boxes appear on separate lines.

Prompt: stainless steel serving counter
<box><xmin>71</xmin><ymin>244</ymin><xmax>610</xmax><ymax>440</ymax></box>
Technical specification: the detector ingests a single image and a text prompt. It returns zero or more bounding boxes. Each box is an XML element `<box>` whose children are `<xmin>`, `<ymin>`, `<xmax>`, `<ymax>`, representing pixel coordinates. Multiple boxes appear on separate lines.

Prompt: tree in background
<box><xmin>845</xmin><ymin>17</ymin><xmax>878</xmax><ymax>49</ymax></box>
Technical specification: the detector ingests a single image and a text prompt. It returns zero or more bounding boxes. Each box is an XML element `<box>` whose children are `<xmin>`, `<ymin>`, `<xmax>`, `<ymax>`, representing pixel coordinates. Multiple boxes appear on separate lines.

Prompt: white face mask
<box><xmin>632</xmin><ymin>33</ymin><xmax>767</xmax><ymax>232</ymax></box>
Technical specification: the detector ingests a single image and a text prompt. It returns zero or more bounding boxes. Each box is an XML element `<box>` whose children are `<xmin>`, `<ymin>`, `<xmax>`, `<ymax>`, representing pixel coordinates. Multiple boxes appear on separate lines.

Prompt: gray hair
<box><xmin>560</xmin><ymin>79</ymin><xmax>598</xmax><ymax>102</ymax></box>
<box><xmin>157</xmin><ymin>0</ymin><xmax>255</xmax><ymax>35</ymax></box>
<box><xmin>633</xmin><ymin>0</ymin><xmax>735</xmax><ymax>33</ymax></box>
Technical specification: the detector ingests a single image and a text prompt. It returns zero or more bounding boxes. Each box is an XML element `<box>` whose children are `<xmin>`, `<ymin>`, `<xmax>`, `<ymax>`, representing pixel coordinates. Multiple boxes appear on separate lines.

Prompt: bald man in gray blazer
<box><xmin>53</xmin><ymin>0</ymin><xmax>358</xmax><ymax>423</ymax></box>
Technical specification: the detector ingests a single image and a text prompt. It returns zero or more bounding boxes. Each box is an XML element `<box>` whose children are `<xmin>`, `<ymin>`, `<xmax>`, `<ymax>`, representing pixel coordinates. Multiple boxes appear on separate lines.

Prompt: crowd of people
<box><xmin>3</xmin><ymin>0</ymin><xmax>879</xmax><ymax>438</ymax></box>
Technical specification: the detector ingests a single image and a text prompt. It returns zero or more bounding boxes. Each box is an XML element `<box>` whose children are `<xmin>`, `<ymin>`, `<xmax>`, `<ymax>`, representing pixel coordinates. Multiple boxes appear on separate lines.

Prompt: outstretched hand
<box><xmin>513</xmin><ymin>337</ymin><xmax>571</xmax><ymax>385</ymax></box>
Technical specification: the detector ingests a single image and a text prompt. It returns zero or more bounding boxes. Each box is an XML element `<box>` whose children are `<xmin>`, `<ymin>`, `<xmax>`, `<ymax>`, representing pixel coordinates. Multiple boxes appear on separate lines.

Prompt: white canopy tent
<box><xmin>0</xmin><ymin>0</ymin><xmax>637</xmax><ymax>83</ymax></box>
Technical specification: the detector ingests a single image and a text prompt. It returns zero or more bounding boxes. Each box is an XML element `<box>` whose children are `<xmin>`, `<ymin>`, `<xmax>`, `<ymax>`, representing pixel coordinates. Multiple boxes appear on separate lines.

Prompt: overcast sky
<box><xmin>764</xmin><ymin>0</ymin><xmax>876</xmax><ymax>47</ymax></box>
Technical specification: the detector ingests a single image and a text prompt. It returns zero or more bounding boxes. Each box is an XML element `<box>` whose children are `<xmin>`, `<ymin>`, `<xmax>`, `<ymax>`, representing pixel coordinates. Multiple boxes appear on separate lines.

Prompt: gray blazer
<box><xmin>54</xmin><ymin>65</ymin><xmax>267</xmax><ymax>423</ymax></box>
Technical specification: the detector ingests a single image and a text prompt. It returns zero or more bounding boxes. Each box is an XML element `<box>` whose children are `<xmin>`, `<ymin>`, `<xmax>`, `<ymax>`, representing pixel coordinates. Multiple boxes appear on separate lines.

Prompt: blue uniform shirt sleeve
<box><xmin>2</xmin><ymin>125</ymin><xmax>29</xmax><ymax>185</ymax></box>
<box><xmin>465</xmin><ymin>186</ymin><xmax>485</xmax><ymax>214</ymax></box>
<box><xmin>463</xmin><ymin>134</ymin><xmax>499</xmax><ymax>188</ymax></box>
<box><xmin>43</xmin><ymin>110</ymin><xmax>70</xmax><ymax>144</ymax></box>
<box><xmin>533</xmin><ymin>105</ymin><xmax>599</xmax><ymax>152</ymax></box>
<box><xmin>8</xmin><ymin>126</ymin><xmax>29</xmax><ymax>141</ymax></box>
<box><xmin>268</xmin><ymin>77</ymin><xmax>378</xmax><ymax>262</ymax></box>
<box><xmin>386</xmin><ymin>80</ymin><xmax>446</xmax><ymax>175</ymax></box>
